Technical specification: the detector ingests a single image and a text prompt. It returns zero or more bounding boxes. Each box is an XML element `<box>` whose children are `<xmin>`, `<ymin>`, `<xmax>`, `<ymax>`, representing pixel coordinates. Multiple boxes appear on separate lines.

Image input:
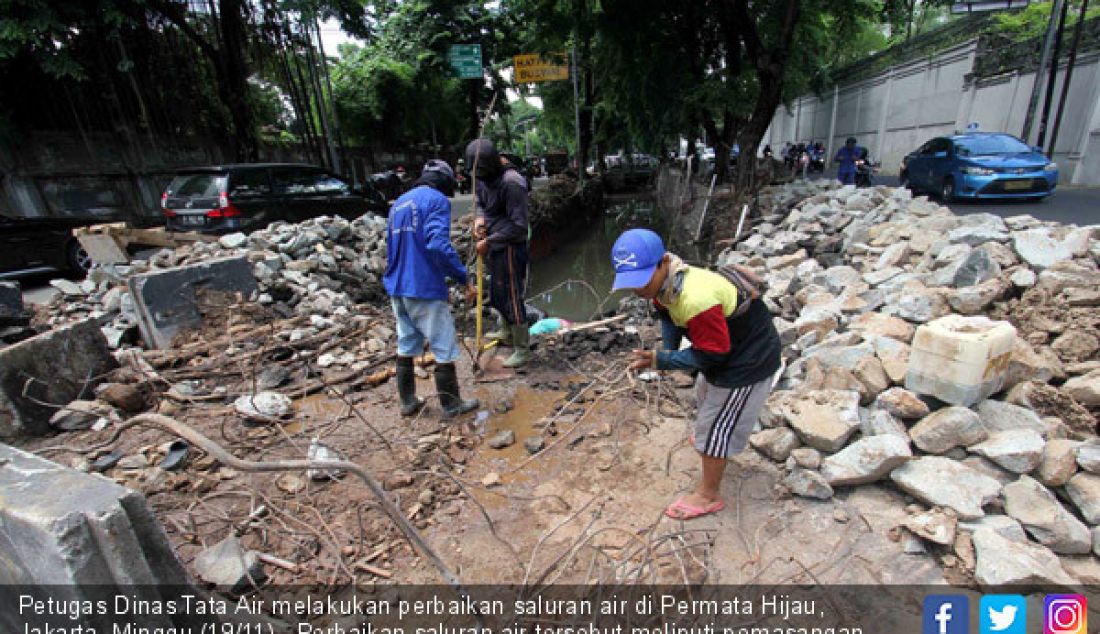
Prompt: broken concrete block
<box><xmin>128</xmin><ymin>256</ymin><xmax>258</xmax><ymax>349</ymax></box>
<box><xmin>0</xmin><ymin>318</ymin><xmax>117</xmax><ymax>437</ymax></box>
<box><xmin>193</xmin><ymin>535</ymin><xmax>266</xmax><ymax>590</ymax></box>
<box><xmin>821</xmin><ymin>435</ymin><xmax>912</xmax><ymax>486</ymax></box>
<box><xmin>0</xmin><ymin>281</ymin><xmax>29</xmax><ymax>328</ymax></box>
<box><xmin>905</xmin><ymin>315</ymin><xmax>1016</xmax><ymax>406</ymax></box>
<box><xmin>971</xmin><ymin>527</ymin><xmax>1079</xmax><ymax>587</ymax></box>
<box><xmin>0</xmin><ymin>443</ymin><xmax>191</xmax><ymax>590</ymax></box>
<box><xmin>889</xmin><ymin>456</ymin><xmax>1002</xmax><ymax>519</ymax></box>
<box><xmin>233</xmin><ymin>391</ymin><xmax>291</xmax><ymax>420</ymax></box>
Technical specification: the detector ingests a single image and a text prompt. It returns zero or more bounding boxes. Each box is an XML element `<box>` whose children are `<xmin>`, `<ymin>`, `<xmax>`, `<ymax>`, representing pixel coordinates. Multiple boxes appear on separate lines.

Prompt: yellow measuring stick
<box><xmin>475</xmin><ymin>254</ymin><xmax>484</xmax><ymax>351</ymax></box>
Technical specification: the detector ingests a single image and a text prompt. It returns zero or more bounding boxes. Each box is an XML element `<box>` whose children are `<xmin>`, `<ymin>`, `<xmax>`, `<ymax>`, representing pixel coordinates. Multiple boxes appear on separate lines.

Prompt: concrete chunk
<box><xmin>0</xmin><ymin>444</ymin><xmax>191</xmax><ymax>586</ymax></box>
<box><xmin>889</xmin><ymin>456</ymin><xmax>1002</xmax><ymax>519</ymax></box>
<box><xmin>971</xmin><ymin>527</ymin><xmax>1079</xmax><ymax>587</ymax></box>
<box><xmin>0</xmin><ymin>318</ymin><xmax>117</xmax><ymax>437</ymax></box>
<box><xmin>128</xmin><ymin>256</ymin><xmax>258</xmax><ymax>349</ymax></box>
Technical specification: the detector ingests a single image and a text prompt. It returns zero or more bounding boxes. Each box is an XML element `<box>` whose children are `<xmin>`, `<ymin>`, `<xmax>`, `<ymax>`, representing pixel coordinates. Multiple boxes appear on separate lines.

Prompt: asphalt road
<box><xmin>839</xmin><ymin>170</ymin><xmax>1097</xmax><ymax>226</ymax></box>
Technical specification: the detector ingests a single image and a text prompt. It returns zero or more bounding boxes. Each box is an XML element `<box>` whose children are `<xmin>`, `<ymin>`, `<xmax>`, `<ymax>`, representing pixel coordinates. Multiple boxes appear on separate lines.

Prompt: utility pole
<box><xmin>1048</xmin><ymin>0</ymin><xmax>1089</xmax><ymax>158</ymax></box>
<box><xmin>1021</xmin><ymin>0</ymin><xmax>1066</xmax><ymax>143</ymax></box>
<box><xmin>1036</xmin><ymin>0</ymin><xmax>1070</xmax><ymax>149</ymax></box>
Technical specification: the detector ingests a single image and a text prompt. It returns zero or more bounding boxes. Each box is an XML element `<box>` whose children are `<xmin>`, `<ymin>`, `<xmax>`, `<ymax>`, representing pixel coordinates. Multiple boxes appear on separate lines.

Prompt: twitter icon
<box><xmin>981</xmin><ymin>595</ymin><xmax>1026</xmax><ymax>634</ymax></box>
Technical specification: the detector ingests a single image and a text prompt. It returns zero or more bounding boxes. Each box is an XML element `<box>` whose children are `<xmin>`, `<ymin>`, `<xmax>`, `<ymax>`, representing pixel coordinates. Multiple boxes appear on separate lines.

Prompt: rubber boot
<box><xmin>485</xmin><ymin>322</ymin><xmax>513</xmax><ymax>346</ymax></box>
<box><xmin>503</xmin><ymin>324</ymin><xmax>531</xmax><ymax>368</ymax></box>
<box><xmin>434</xmin><ymin>363</ymin><xmax>478</xmax><ymax>420</ymax></box>
<box><xmin>396</xmin><ymin>356</ymin><xmax>424</xmax><ymax>417</ymax></box>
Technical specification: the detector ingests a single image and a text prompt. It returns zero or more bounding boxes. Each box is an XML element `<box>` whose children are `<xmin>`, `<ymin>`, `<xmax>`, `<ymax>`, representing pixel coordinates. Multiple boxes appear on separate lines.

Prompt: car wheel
<box><xmin>66</xmin><ymin>239</ymin><xmax>92</xmax><ymax>275</ymax></box>
<box><xmin>941</xmin><ymin>176</ymin><xmax>956</xmax><ymax>202</ymax></box>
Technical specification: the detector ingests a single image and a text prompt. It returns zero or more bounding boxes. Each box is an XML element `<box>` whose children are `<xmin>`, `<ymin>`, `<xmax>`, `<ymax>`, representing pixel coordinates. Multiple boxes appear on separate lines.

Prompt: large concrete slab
<box><xmin>128</xmin><ymin>256</ymin><xmax>258</xmax><ymax>349</ymax></box>
<box><xmin>0</xmin><ymin>280</ymin><xmax>27</xmax><ymax>328</ymax></box>
<box><xmin>0</xmin><ymin>444</ymin><xmax>193</xmax><ymax>631</ymax></box>
<box><xmin>0</xmin><ymin>318</ymin><xmax>116</xmax><ymax>437</ymax></box>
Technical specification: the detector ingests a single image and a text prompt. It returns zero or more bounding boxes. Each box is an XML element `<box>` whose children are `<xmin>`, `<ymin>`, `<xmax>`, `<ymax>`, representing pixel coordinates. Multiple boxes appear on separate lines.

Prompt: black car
<box><xmin>0</xmin><ymin>214</ymin><xmax>93</xmax><ymax>279</ymax></box>
<box><xmin>162</xmin><ymin>163</ymin><xmax>387</xmax><ymax>234</ymax></box>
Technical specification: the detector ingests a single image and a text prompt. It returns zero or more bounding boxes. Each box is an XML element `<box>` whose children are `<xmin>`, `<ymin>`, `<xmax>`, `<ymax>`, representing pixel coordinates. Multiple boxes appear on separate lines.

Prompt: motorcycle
<box><xmin>809</xmin><ymin>150</ymin><xmax>826</xmax><ymax>173</ymax></box>
<box><xmin>455</xmin><ymin>169</ymin><xmax>471</xmax><ymax>194</ymax></box>
<box><xmin>855</xmin><ymin>159</ymin><xmax>878</xmax><ymax>188</ymax></box>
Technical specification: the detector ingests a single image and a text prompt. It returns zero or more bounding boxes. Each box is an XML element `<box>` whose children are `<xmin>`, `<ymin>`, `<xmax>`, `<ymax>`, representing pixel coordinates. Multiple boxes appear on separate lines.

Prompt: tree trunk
<box><xmin>218</xmin><ymin>0</ymin><xmax>258</xmax><ymax>161</ymax></box>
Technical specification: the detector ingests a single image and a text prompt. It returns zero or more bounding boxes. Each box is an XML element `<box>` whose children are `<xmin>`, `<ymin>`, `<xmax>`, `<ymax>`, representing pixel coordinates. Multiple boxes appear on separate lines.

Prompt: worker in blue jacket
<box><xmin>383</xmin><ymin>159</ymin><xmax>478</xmax><ymax>420</ymax></box>
<box><xmin>834</xmin><ymin>137</ymin><xmax>861</xmax><ymax>185</ymax></box>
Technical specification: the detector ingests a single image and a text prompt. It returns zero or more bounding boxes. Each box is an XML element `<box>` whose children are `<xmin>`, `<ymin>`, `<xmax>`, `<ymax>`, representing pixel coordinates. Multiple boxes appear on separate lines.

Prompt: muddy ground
<box><xmin>14</xmin><ymin>291</ymin><xmax>953</xmax><ymax>603</ymax></box>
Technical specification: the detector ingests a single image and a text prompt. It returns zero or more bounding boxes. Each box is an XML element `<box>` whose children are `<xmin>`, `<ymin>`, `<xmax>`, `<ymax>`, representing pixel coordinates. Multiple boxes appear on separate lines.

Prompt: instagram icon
<box><xmin>1044</xmin><ymin>595</ymin><xmax>1087</xmax><ymax>634</ymax></box>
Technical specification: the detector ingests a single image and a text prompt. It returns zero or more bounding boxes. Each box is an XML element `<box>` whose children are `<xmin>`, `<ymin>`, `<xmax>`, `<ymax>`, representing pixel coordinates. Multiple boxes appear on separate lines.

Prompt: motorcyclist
<box><xmin>834</xmin><ymin>137</ymin><xmax>861</xmax><ymax>186</ymax></box>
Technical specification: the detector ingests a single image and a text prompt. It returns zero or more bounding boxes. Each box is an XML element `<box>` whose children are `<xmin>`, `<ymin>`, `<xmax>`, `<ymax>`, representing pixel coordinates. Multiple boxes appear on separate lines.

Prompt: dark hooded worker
<box><xmin>383</xmin><ymin>159</ymin><xmax>479</xmax><ymax>420</ymax></box>
<box><xmin>465</xmin><ymin>138</ymin><xmax>531</xmax><ymax>368</ymax></box>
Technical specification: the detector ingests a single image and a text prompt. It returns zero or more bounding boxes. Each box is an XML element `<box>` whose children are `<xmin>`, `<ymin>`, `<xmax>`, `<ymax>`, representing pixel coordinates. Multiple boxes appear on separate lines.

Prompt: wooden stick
<box><xmin>257</xmin><ymin>553</ymin><xmax>299</xmax><ymax>573</ymax></box>
<box><xmin>557</xmin><ymin>313</ymin><xmax>628</xmax><ymax>336</ymax></box>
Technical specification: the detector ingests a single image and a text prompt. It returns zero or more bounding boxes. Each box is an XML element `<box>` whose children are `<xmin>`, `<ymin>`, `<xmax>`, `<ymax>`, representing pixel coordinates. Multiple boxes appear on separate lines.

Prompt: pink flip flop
<box><xmin>665</xmin><ymin>497</ymin><xmax>725</xmax><ymax>520</ymax></box>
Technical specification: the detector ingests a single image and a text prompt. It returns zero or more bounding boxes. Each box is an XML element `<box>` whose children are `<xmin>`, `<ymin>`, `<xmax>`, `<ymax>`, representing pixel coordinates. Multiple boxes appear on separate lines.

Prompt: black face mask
<box><xmin>465</xmin><ymin>139</ymin><xmax>502</xmax><ymax>182</ymax></box>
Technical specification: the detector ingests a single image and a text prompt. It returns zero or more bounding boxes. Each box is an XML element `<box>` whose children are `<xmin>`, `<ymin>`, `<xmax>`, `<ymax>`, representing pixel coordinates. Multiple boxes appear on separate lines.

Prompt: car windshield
<box><xmin>955</xmin><ymin>136</ymin><xmax>1032</xmax><ymax>157</ymax></box>
<box><xmin>168</xmin><ymin>174</ymin><xmax>226</xmax><ymax>197</ymax></box>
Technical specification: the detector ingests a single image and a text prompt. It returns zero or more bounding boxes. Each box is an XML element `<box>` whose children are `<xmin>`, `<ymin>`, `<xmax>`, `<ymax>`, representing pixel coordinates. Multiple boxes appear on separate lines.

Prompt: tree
<box><xmin>880</xmin><ymin>0</ymin><xmax>953</xmax><ymax>41</ymax></box>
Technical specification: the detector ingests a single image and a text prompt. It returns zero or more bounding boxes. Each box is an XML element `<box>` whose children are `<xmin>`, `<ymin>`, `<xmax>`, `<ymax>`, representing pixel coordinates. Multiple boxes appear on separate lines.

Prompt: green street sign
<box><xmin>448</xmin><ymin>43</ymin><xmax>482</xmax><ymax>79</ymax></box>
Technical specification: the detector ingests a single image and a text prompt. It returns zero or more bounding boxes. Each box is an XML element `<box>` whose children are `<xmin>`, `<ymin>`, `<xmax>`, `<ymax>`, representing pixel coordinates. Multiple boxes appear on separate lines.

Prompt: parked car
<box><xmin>900</xmin><ymin>132</ymin><xmax>1058</xmax><ymax>201</ymax></box>
<box><xmin>0</xmin><ymin>214</ymin><xmax>93</xmax><ymax>279</ymax></box>
<box><xmin>161</xmin><ymin>163</ymin><xmax>387</xmax><ymax>235</ymax></box>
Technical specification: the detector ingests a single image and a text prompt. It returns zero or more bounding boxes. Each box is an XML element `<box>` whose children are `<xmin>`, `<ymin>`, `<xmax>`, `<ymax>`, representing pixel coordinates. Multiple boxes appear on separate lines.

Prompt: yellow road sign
<box><xmin>513</xmin><ymin>53</ymin><xmax>569</xmax><ymax>83</ymax></box>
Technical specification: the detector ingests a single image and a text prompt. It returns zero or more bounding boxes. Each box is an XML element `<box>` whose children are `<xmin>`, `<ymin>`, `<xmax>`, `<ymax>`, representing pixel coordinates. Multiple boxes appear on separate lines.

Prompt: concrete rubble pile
<box><xmin>35</xmin><ymin>214</ymin><xmax>474</xmax><ymax>350</ymax></box>
<box><xmin>723</xmin><ymin>180</ymin><xmax>1100</xmax><ymax>587</ymax></box>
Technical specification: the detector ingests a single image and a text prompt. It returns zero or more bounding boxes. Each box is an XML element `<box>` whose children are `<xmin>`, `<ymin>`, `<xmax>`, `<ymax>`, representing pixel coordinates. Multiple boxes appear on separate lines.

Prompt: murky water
<box><xmin>526</xmin><ymin>199</ymin><xmax>658</xmax><ymax>322</ymax></box>
<box><xmin>526</xmin><ymin>197</ymin><xmax>705</xmax><ymax>322</ymax></box>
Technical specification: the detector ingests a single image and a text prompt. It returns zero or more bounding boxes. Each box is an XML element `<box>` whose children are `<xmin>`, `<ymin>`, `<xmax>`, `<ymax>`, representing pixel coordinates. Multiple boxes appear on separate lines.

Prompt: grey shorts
<box><xmin>693</xmin><ymin>374</ymin><xmax>773</xmax><ymax>458</ymax></box>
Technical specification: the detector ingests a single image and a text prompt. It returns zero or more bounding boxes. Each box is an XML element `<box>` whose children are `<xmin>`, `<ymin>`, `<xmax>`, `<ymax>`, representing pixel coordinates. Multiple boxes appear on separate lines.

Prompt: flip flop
<box><xmin>159</xmin><ymin>440</ymin><xmax>190</xmax><ymax>471</ymax></box>
<box><xmin>665</xmin><ymin>497</ymin><xmax>725</xmax><ymax>520</ymax></box>
<box><xmin>91</xmin><ymin>449</ymin><xmax>124</xmax><ymax>472</ymax></box>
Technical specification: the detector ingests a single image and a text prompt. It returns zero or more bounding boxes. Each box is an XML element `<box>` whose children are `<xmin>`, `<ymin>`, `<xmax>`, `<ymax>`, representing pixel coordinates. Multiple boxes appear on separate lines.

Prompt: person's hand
<box><xmin>473</xmin><ymin>217</ymin><xmax>487</xmax><ymax>239</ymax></box>
<box><xmin>476</xmin><ymin>239</ymin><xmax>490</xmax><ymax>256</ymax></box>
<box><xmin>627</xmin><ymin>349</ymin><xmax>656</xmax><ymax>372</ymax></box>
<box><xmin>464</xmin><ymin>282</ymin><xmax>477</xmax><ymax>304</ymax></box>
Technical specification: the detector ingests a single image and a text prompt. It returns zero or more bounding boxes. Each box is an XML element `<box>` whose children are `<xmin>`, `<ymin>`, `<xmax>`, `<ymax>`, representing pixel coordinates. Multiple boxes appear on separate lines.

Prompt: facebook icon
<box><xmin>924</xmin><ymin>595</ymin><xmax>969</xmax><ymax>634</ymax></box>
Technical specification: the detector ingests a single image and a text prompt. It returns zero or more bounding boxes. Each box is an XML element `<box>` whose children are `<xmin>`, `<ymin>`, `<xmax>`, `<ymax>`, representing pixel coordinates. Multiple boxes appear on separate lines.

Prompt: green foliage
<box><xmin>992</xmin><ymin>0</ymin><xmax>1100</xmax><ymax>39</ymax></box>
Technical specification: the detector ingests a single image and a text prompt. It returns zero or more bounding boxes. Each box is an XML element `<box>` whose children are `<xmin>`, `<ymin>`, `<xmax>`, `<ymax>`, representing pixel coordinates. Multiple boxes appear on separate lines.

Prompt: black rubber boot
<box><xmin>434</xmin><ymin>363</ymin><xmax>479</xmax><ymax>420</ymax></box>
<box><xmin>396</xmin><ymin>356</ymin><xmax>424</xmax><ymax>417</ymax></box>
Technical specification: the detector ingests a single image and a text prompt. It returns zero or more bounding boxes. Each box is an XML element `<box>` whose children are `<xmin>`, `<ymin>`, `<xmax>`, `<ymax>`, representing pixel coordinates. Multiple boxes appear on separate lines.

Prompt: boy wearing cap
<box><xmin>383</xmin><ymin>160</ymin><xmax>479</xmax><ymax>420</ymax></box>
<box><xmin>611</xmin><ymin>229</ymin><xmax>782</xmax><ymax>519</ymax></box>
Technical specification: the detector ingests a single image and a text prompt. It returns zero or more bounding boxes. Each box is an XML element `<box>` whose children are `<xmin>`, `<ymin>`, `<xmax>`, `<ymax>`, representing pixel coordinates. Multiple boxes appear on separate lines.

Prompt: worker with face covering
<box><xmin>465</xmin><ymin>138</ymin><xmax>531</xmax><ymax>368</ymax></box>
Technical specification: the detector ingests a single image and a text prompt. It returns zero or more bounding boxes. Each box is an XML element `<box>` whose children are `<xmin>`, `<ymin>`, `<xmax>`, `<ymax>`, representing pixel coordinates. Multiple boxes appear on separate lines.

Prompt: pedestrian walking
<box><xmin>466</xmin><ymin>138</ymin><xmax>532</xmax><ymax>368</ymax></box>
<box><xmin>611</xmin><ymin>229</ymin><xmax>782</xmax><ymax>520</ymax></box>
<box><xmin>383</xmin><ymin>159</ymin><xmax>479</xmax><ymax>420</ymax></box>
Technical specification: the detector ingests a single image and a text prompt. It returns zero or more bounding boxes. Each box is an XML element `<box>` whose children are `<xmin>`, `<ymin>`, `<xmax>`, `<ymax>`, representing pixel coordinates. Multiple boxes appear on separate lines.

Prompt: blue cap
<box><xmin>611</xmin><ymin>229</ymin><xmax>665</xmax><ymax>291</ymax></box>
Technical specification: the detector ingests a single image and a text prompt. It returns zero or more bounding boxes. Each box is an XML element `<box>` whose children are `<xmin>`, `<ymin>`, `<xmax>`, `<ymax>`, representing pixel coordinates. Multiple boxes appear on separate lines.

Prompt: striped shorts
<box><xmin>693</xmin><ymin>374</ymin><xmax>773</xmax><ymax>459</ymax></box>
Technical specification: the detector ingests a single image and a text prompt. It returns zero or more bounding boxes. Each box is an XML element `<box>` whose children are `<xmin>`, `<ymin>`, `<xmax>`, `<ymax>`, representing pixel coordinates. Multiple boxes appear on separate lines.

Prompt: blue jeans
<box><xmin>838</xmin><ymin>169</ymin><xmax>856</xmax><ymax>185</ymax></box>
<box><xmin>391</xmin><ymin>297</ymin><xmax>461</xmax><ymax>363</ymax></box>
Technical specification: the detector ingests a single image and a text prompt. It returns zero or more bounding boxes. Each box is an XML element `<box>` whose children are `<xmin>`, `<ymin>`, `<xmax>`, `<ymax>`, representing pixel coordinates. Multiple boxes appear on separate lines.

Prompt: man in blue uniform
<box><xmin>834</xmin><ymin>137</ymin><xmax>861</xmax><ymax>185</ymax></box>
<box><xmin>383</xmin><ymin>159</ymin><xmax>479</xmax><ymax>420</ymax></box>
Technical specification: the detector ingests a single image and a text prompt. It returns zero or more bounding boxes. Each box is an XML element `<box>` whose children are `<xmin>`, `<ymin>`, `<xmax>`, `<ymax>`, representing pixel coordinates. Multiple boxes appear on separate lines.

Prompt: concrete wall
<box><xmin>764</xmin><ymin>40</ymin><xmax>1100</xmax><ymax>186</ymax></box>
